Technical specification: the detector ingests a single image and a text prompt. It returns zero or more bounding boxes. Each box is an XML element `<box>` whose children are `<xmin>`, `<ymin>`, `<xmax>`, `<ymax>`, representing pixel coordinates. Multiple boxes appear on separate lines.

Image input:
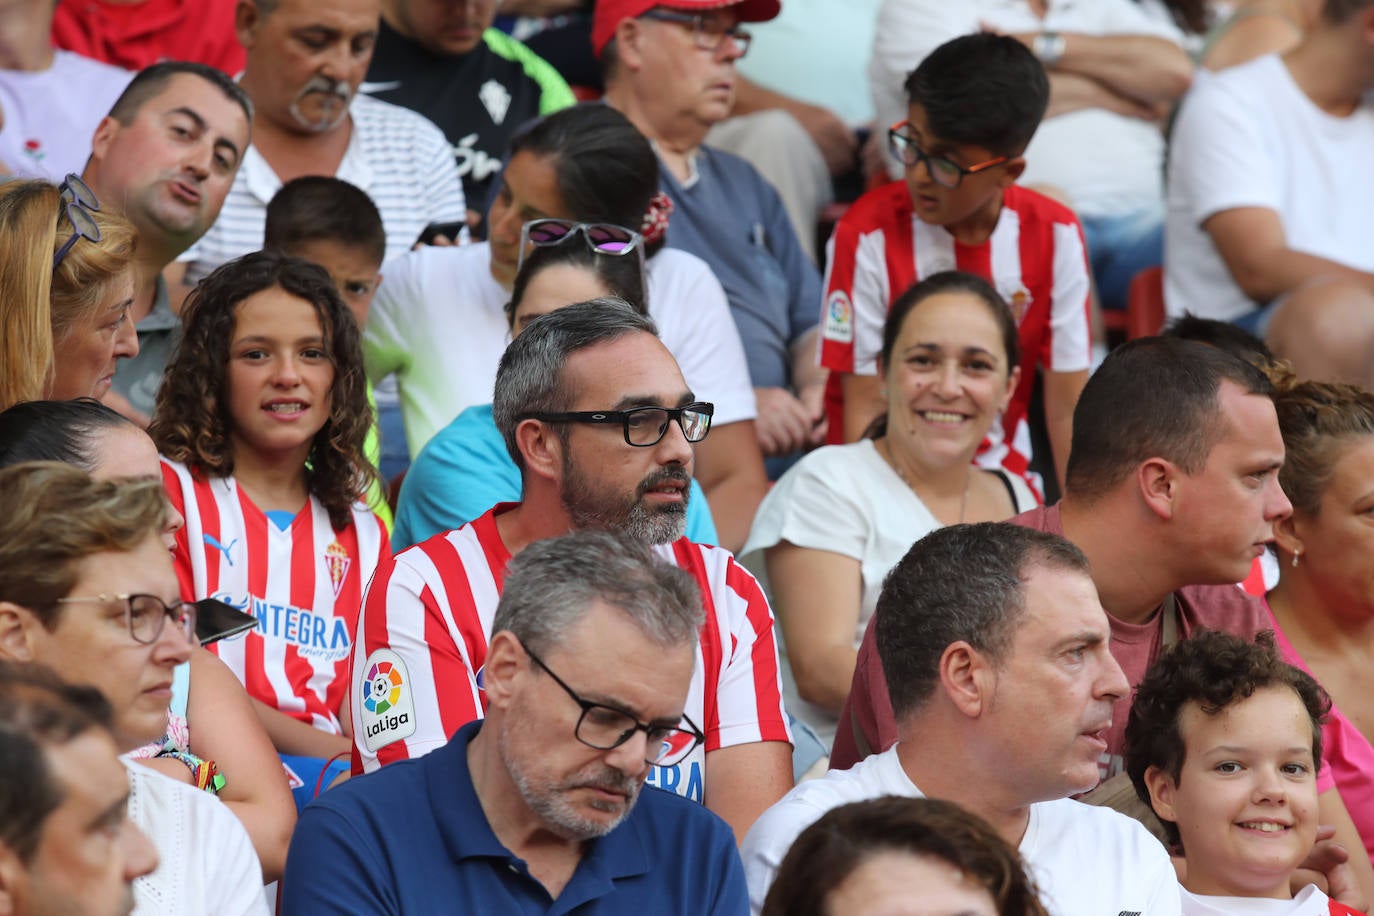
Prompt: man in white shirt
<box><xmin>1165</xmin><ymin>0</ymin><xmax>1374</xmax><ymax>361</ymax></box>
<box><xmin>741</xmin><ymin>521</ymin><xmax>1182</xmax><ymax>916</ymax></box>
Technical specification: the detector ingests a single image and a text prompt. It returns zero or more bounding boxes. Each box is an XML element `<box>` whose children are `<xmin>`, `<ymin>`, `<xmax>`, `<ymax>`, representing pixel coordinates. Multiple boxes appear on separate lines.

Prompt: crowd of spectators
<box><xmin>3</xmin><ymin>0</ymin><xmax>1374</xmax><ymax>913</ymax></box>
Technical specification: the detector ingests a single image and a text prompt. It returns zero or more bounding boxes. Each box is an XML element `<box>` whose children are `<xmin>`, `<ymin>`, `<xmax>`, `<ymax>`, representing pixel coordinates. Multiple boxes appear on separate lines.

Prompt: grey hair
<box><xmin>492</xmin><ymin>530</ymin><xmax>704</xmax><ymax>657</ymax></box>
<box><xmin>492</xmin><ymin>297</ymin><xmax>659</xmax><ymax>470</ymax></box>
<box><xmin>877</xmin><ymin>523</ymin><xmax>1091</xmax><ymax>718</ymax></box>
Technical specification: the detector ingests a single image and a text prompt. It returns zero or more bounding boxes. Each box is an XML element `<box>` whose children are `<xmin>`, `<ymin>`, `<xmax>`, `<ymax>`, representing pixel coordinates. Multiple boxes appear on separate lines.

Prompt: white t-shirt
<box><xmin>1181</xmin><ymin>885</ymin><xmax>1340</xmax><ymax>916</ymax></box>
<box><xmin>364</xmin><ymin>242</ymin><xmax>758</xmax><ymax>458</ymax></box>
<box><xmin>0</xmin><ymin>51</ymin><xmax>132</xmax><ymax>180</ymax></box>
<box><xmin>740</xmin><ymin>440</ymin><xmax>1037</xmax><ymax>745</ymax></box>
<box><xmin>870</xmin><ymin>0</ymin><xmax>1181</xmax><ymax>219</ymax></box>
<box><xmin>125</xmin><ymin>762</ymin><xmax>268</xmax><ymax>916</ymax></box>
<box><xmin>1164</xmin><ymin>54</ymin><xmax>1374</xmax><ymax>322</ymax></box>
<box><xmin>183</xmin><ymin>92</ymin><xmax>466</xmax><ymax>282</ymax></box>
<box><xmin>742</xmin><ymin>745</ymin><xmax>1182</xmax><ymax>916</ymax></box>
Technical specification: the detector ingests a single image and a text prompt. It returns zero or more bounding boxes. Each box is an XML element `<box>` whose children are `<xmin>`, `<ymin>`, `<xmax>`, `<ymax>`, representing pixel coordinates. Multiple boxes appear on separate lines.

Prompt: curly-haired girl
<box><xmin>150</xmin><ymin>250</ymin><xmax>388</xmax><ymax>798</ymax></box>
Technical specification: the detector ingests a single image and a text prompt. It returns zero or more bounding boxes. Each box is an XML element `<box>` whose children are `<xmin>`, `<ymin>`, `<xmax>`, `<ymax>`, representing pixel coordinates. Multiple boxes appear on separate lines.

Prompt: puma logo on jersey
<box><xmin>203</xmin><ymin>534</ymin><xmax>239</xmax><ymax>566</ymax></box>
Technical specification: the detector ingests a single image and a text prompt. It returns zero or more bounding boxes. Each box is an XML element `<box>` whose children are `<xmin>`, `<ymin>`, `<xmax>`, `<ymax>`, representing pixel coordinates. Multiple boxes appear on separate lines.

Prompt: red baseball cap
<box><xmin>592</xmin><ymin>0</ymin><xmax>781</xmax><ymax>58</ymax></box>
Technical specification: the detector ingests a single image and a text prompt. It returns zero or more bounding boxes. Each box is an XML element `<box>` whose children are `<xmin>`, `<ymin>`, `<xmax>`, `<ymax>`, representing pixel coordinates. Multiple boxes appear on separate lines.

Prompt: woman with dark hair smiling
<box><xmin>742</xmin><ymin>271</ymin><xmax>1036</xmax><ymax>750</ymax></box>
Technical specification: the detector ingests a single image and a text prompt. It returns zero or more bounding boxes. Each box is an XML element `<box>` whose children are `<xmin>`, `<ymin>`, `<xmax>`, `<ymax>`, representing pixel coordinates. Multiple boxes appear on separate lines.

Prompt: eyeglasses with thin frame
<box><xmin>55</xmin><ymin>593</ymin><xmax>198</xmax><ymax>646</ymax></box>
<box><xmin>520</xmin><ymin>402</ymin><xmax>714</xmax><ymax>447</ymax></box>
<box><xmin>524</xmin><ymin>644</ymin><xmax>705</xmax><ymax>768</ymax></box>
<box><xmin>52</xmin><ymin>173</ymin><xmax>103</xmax><ymax>271</ymax></box>
<box><xmin>517</xmin><ymin>219</ymin><xmax>645</xmax><ymax>274</ymax></box>
<box><xmin>639</xmin><ymin>8</ymin><xmax>752</xmax><ymax>57</ymax></box>
<box><xmin>886</xmin><ymin>121</ymin><xmax>1008</xmax><ymax>190</ymax></box>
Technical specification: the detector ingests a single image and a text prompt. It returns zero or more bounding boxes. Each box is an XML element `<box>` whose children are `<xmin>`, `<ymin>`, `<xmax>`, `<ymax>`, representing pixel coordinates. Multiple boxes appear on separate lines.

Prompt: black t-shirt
<box><xmin>362</xmin><ymin>21</ymin><xmax>573</xmax><ymax>217</ymax></box>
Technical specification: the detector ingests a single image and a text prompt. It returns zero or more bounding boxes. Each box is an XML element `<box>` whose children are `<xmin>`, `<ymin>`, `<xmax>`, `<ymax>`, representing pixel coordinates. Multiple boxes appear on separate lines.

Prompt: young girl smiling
<box><xmin>151</xmin><ymin>250</ymin><xmax>388</xmax><ymax>795</ymax></box>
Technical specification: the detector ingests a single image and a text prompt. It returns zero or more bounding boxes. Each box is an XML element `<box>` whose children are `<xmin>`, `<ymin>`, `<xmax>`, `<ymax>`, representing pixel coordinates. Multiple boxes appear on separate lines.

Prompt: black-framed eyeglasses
<box><xmin>517</xmin><ymin>218</ymin><xmax>645</xmax><ymax>273</ymax></box>
<box><xmin>525</xmin><ymin>644</ymin><xmax>705</xmax><ymax>767</ymax></box>
<box><xmin>520</xmin><ymin>402</ymin><xmax>714</xmax><ymax>447</ymax></box>
<box><xmin>52</xmin><ymin>173</ymin><xmax>102</xmax><ymax>271</ymax></box>
<box><xmin>639</xmin><ymin>8</ymin><xmax>752</xmax><ymax>57</ymax></box>
<box><xmin>55</xmin><ymin>593</ymin><xmax>198</xmax><ymax>646</ymax></box>
<box><xmin>887</xmin><ymin>121</ymin><xmax>1008</xmax><ymax>190</ymax></box>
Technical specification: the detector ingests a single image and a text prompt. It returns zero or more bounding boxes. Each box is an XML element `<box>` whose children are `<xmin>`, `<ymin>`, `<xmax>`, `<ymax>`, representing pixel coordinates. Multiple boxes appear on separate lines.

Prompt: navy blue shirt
<box><xmin>660</xmin><ymin>146</ymin><xmax>821</xmax><ymax>392</ymax></box>
<box><xmin>282</xmin><ymin>720</ymin><xmax>749</xmax><ymax>915</ymax></box>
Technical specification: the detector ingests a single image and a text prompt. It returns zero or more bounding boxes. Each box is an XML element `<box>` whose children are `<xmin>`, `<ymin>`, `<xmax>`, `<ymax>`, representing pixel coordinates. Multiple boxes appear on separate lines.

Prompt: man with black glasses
<box><xmin>291</xmin><ymin>529</ymin><xmax>748</xmax><ymax>913</ymax></box>
<box><xmin>350</xmin><ymin>298</ymin><xmax>794</xmax><ymax>843</ymax></box>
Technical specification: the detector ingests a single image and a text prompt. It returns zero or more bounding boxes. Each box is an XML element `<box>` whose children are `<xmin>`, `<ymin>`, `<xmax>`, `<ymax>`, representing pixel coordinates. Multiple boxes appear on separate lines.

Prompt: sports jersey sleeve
<box><xmin>350</xmin><ymin>546</ymin><xmax>486</xmax><ymax>773</ymax></box>
<box><xmin>161</xmin><ymin>462</ymin><xmax>198</xmax><ymax>601</ymax></box>
<box><xmin>819</xmin><ymin>217</ymin><xmax>891</xmax><ymax>375</ymax></box>
<box><xmin>1045</xmin><ymin>217</ymin><xmax>1093</xmax><ymax>373</ymax></box>
<box><xmin>689</xmin><ymin>545</ymin><xmax>792</xmax><ymax>752</ymax></box>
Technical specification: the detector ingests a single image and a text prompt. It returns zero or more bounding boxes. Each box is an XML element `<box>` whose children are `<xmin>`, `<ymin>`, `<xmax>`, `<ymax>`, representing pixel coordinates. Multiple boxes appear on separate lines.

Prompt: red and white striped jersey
<box><xmin>350</xmin><ymin>504</ymin><xmax>792</xmax><ymax>805</ymax></box>
<box><xmin>819</xmin><ymin>181</ymin><xmax>1092</xmax><ymax>481</ymax></box>
<box><xmin>162</xmin><ymin>459</ymin><xmax>391</xmax><ymax>735</ymax></box>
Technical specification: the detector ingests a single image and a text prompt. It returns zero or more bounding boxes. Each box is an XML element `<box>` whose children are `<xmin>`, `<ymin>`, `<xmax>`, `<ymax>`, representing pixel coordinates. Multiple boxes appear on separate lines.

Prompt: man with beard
<box><xmin>349</xmin><ymin>298</ymin><xmax>793</xmax><ymax>843</ymax></box>
<box><xmin>180</xmin><ymin>0</ymin><xmax>466</xmax><ymax>287</ymax></box>
<box><xmin>80</xmin><ymin>61</ymin><xmax>252</xmax><ymax>423</ymax></box>
<box><xmin>288</xmin><ymin>530</ymin><xmax>748</xmax><ymax>913</ymax></box>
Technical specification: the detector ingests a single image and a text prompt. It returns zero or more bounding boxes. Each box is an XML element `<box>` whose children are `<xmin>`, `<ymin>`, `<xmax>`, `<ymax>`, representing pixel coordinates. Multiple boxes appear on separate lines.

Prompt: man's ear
<box><xmin>1137</xmin><ymin>457</ymin><xmax>1178</xmax><ymax>521</ymax></box>
<box><xmin>0</xmin><ymin>603</ymin><xmax>39</xmax><ymax>663</ymax></box>
<box><xmin>1143</xmin><ymin>764</ymin><xmax>1180</xmax><ymax>827</ymax></box>
<box><xmin>235</xmin><ymin>0</ymin><xmax>264</xmax><ymax>50</ymax></box>
<box><xmin>89</xmin><ymin>116</ymin><xmax>120</xmax><ymax>164</ymax></box>
<box><xmin>482</xmin><ymin>631</ymin><xmax>528</xmax><ymax>708</ymax></box>
<box><xmin>612</xmin><ymin>17</ymin><xmax>648</xmax><ymax>71</ymax></box>
<box><xmin>515</xmin><ymin>419</ymin><xmax>563</xmax><ymax>484</ymax></box>
<box><xmin>939</xmin><ymin>641</ymin><xmax>992</xmax><ymax>719</ymax></box>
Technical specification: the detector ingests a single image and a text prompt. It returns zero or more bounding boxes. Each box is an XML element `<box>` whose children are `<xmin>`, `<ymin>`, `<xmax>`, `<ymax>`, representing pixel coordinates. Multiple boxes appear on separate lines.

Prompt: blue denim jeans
<box><xmin>1081</xmin><ymin>208</ymin><xmax>1164</xmax><ymax>312</ymax></box>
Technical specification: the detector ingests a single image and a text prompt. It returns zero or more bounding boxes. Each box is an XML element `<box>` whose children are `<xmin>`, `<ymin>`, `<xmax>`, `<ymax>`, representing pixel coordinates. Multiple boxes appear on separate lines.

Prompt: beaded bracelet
<box><xmin>156</xmin><ymin>750</ymin><xmax>227</xmax><ymax>795</ymax></box>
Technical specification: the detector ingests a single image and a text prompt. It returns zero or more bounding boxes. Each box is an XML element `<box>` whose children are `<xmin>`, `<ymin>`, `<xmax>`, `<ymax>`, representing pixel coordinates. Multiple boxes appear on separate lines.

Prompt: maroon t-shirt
<box><xmin>830</xmin><ymin>503</ymin><xmax>1273</xmax><ymax>774</ymax></box>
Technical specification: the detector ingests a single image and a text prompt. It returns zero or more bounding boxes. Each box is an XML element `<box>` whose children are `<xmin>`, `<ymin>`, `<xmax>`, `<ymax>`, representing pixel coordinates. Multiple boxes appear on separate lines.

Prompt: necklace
<box><xmin>877</xmin><ymin>438</ymin><xmax>971</xmax><ymax>524</ymax></box>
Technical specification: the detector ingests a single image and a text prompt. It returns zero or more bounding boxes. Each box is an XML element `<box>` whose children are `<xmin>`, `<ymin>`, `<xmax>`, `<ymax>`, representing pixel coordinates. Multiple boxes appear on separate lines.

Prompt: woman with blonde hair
<box><xmin>0</xmin><ymin>175</ymin><xmax>138</xmax><ymax>409</ymax></box>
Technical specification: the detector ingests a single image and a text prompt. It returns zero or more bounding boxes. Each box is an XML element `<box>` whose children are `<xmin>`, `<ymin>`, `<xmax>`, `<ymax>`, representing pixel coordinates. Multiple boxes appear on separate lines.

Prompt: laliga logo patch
<box><xmin>360</xmin><ymin>649</ymin><xmax>416</xmax><ymax>753</ymax></box>
<box><xmin>823</xmin><ymin>290</ymin><xmax>854</xmax><ymax>344</ymax></box>
<box><xmin>324</xmin><ymin>541</ymin><xmax>351</xmax><ymax>598</ymax></box>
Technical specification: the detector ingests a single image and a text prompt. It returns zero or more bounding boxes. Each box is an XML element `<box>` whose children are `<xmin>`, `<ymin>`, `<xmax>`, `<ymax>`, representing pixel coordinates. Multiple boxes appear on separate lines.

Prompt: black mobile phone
<box><xmin>416</xmin><ymin>220</ymin><xmax>467</xmax><ymax>246</ymax></box>
<box><xmin>195</xmin><ymin>598</ymin><xmax>258</xmax><ymax>646</ymax></box>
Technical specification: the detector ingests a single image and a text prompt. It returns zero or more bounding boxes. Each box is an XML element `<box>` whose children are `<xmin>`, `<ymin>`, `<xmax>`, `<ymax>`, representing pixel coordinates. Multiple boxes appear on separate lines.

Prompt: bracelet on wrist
<box><xmin>156</xmin><ymin>750</ymin><xmax>226</xmax><ymax>795</ymax></box>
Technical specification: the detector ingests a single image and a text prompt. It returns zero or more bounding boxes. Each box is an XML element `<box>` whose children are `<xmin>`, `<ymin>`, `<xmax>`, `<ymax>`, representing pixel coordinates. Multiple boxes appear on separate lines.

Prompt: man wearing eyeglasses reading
<box><xmin>291</xmin><ymin>530</ymin><xmax>749</xmax><ymax>914</ymax></box>
<box><xmin>352</xmin><ymin>298</ymin><xmax>793</xmax><ymax>844</ymax></box>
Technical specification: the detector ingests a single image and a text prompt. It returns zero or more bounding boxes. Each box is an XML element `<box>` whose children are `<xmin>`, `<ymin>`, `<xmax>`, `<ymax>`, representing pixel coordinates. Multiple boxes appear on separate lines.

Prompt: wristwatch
<box><xmin>1033</xmin><ymin>31</ymin><xmax>1066</xmax><ymax>67</ymax></box>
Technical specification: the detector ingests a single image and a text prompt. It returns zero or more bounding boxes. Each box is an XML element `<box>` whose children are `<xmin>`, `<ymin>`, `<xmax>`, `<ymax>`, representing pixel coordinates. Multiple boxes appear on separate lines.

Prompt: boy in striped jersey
<box><xmin>820</xmin><ymin>32</ymin><xmax>1091</xmax><ymax>494</ymax></box>
<box><xmin>351</xmin><ymin>298</ymin><xmax>793</xmax><ymax>842</ymax></box>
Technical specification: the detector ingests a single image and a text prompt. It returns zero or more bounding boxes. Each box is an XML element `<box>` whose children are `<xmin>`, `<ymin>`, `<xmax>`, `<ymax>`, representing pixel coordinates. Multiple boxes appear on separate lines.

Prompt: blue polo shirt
<box><xmin>282</xmin><ymin>720</ymin><xmax>749</xmax><ymax>915</ymax></box>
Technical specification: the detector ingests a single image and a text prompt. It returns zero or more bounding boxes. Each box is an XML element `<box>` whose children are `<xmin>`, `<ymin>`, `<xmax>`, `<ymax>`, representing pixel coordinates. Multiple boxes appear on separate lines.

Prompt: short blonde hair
<box><xmin>0</xmin><ymin>463</ymin><xmax>167</xmax><ymax>629</ymax></box>
<box><xmin>0</xmin><ymin>181</ymin><xmax>137</xmax><ymax>410</ymax></box>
